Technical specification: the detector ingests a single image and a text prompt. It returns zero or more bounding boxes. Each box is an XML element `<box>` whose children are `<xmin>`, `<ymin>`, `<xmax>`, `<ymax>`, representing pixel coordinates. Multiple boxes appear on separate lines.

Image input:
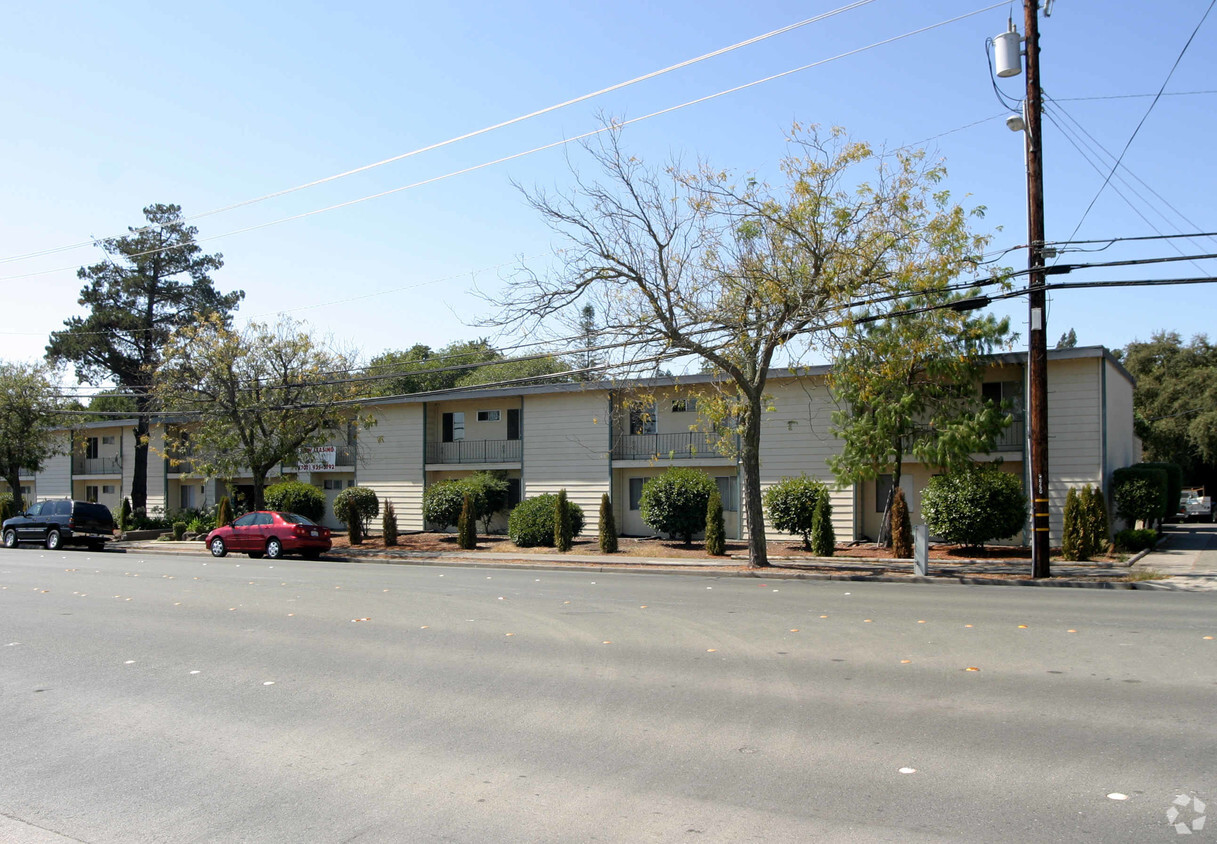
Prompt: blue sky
<box><xmin>2</xmin><ymin>1</ymin><xmax>1214</xmax><ymax>385</ymax></box>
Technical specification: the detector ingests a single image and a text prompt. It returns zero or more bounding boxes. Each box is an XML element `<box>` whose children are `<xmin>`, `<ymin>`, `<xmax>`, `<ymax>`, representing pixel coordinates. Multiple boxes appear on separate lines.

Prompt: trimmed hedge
<box><xmin>921</xmin><ymin>464</ymin><xmax>1027</xmax><ymax>549</ymax></box>
<box><xmin>264</xmin><ymin>480</ymin><xmax>327</xmax><ymax>522</ymax></box>
<box><xmin>704</xmin><ymin>489</ymin><xmax>726</xmax><ymax>556</ymax></box>
<box><xmin>764</xmin><ymin>475</ymin><xmax>828</xmax><ymax>551</ymax></box>
<box><xmin>334</xmin><ymin>486</ymin><xmax>379</xmax><ymax>534</ymax></box>
<box><xmin>509</xmin><ymin>494</ymin><xmax>586</xmax><ymax>548</ymax></box>
<box><xmin>422</xmin><ymin>472</ymin><xmax>509</xmax><ymax>531</ymax></box>
<box><xmin>640</xmin><ymin>468</ymin><xmax>718</xmax><ymax>544</ymax></box>
<box><xmin>598</xmin><ymin>493</ymin><xmax>618</xmax><ymax>553</ymax></box>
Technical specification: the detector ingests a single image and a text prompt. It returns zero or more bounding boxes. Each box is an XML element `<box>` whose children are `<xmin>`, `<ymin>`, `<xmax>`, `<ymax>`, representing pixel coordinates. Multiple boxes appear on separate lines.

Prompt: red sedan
<box><xmin>206</xmin><ymin>511</ymin><xmax>332</xmax><ymax>560</ymax></box>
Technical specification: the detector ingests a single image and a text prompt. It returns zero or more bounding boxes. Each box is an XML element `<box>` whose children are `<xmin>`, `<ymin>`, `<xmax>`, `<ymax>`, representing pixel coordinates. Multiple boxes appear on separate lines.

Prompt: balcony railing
<box><xmin>993</xmin><ymin>415</ymin><xmax>1025</xmax><ymax>452</ymax></box>
<box><xmin>72</xmin><ymin>455</ymin><xmax>122</xmax><ymax>475</ymax></box>
<box><xmin>426</xmin><ymin>439</ymin><xmax>522</xmax><ymax>464</ymax></box>
<box><xmin>611</xmin><ymin>431</ymin><xmax>737</xmax><ymax>461</ymax></box>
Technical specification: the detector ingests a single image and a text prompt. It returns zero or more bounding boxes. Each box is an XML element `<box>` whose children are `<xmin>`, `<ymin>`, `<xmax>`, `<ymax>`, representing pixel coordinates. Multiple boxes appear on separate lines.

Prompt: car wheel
<box><xmin>3</xmin><ymin>529</ymin><xmax>16</xmax><ymax>548</ymax></box>
<box><xmin>45</xmin><ymin>530</ymin><xmax>61</xmax><ymax>551</ymax></box>
<box><xmin>265</xmin><ymin>538</ymin><xmax>284</xmax><ymax>560</ymax></box>
<box><xmin>209</xmin><ymin>537</ymin><xmax>227</xmax><ymax>558</ymax></box>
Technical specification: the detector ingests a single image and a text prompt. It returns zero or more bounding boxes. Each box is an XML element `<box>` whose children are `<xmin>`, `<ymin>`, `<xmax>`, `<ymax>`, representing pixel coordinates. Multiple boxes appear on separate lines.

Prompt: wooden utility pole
<box><xmin>1024</xmin><ymin>0</ymin><xmax>1051</xmax><ymax>578</ymax></box>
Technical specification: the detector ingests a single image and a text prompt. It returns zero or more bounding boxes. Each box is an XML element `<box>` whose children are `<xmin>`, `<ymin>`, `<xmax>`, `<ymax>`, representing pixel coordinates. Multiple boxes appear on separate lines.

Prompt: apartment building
<box><xmin>17</xmin><ymin>346</ymin><xmax>1136</xmax><ymax>544</ymax></box>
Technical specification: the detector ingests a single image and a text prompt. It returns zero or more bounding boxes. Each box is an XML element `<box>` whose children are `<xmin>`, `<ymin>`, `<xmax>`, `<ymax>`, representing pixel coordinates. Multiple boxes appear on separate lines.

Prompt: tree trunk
<box><xmin>740</xmin><ymin>395</ymin><xmax>769</xmax><ymax>568</ymax></box>
<box><xmin>131</xmin><ymin>401</ymin><xmax>151</xmax><ymax>513</ymax></box>
<box><xmin>251</xmin><ymin>468</ymin><xmax>267</xmax><ymax>511</ymax></box>
<box><xmin>876</xmin><ymin>442</ymin><xmax>904</xmax><ymax>548</ymax></box>
<box><xmin>5</xmin><ymin>470</ymin><xmax>23</xmax><ymax>513</ymax></box>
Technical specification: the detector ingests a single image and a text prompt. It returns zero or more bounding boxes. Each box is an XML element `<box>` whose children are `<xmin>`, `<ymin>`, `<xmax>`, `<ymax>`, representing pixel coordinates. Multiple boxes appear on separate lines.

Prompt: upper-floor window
<box><xmin>982</xmin><ymin>381</ymin><xmax>1024</xmax><ymax>414</ymax></box>
<box><xmin>671</xmin><ymin>398</ymin><xmax>697</xmax><ymax>413</ymax></box>
<box><xmin>477</xmin><ymin>410</ymin><xmax>501</xmax><ymax>422</ymax></box>
<box><xmin>101</xmin><ymin>435</ymin><xmax>115</xmax><ymax>445</ymax></box>
<box><xmin>85</xmin><ymin>437</ymin><xmax>99</xmax><ymax>459</ymax></box>
<box><xmin>629</xmin><ymin>403</ymin><xmax>656</xmax><ymax>435</ymax></box>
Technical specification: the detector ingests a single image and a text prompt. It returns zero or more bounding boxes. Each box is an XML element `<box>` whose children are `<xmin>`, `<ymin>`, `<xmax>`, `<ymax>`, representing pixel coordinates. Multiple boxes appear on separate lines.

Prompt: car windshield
<box><xmin>278</xmin><ymin>513</ymin><xmax>318</xmax><ymax>526</ymax></box>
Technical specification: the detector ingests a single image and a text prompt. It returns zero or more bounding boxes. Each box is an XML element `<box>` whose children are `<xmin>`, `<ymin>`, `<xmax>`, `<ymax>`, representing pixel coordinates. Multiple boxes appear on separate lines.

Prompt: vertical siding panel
<box><xmin>522</xmin><ymin>391</ymin><xmax>611</xmax><ymax>535</ymax></box>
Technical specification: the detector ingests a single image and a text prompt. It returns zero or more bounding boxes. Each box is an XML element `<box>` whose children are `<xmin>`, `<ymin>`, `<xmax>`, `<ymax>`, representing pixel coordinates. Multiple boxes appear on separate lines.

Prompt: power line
<box><xmin>1061</xmin><ymin>0</ymin><xmax>1216</xmax><ymax>244</ymax></box>
<box><xmin>1043</xmin><ymin>231</ymin><xmax>1217</xmax><ymax>248</ymax></box>
<box><xmin>0</xmin><ymin>1</ymin><xmax>884</xmax><ymax>268</ymax></box>
<box><xmin>1051</xmin><ymin>89</ymin><xmax>1217</xmax><ymax>102</ymax></box>
<box><xmin>0</xmin><ymin>2</ymin><xmax>1010</xmax><ymax>284</ymax></box>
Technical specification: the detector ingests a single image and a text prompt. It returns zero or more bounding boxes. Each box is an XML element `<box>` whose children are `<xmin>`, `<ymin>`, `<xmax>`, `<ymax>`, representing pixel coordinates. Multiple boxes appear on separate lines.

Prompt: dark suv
<box><xmin>2</xmin><ymin>500</ymin><xmax>115</xmax><ymax>551</ymax></box>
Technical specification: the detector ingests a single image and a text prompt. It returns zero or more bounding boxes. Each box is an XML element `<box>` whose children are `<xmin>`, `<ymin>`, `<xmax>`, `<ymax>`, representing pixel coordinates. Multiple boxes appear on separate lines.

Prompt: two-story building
<box><xmin>19</xmin><ymin>346</ymin><xmax>1137</xmax><ymax>545</ymax></box>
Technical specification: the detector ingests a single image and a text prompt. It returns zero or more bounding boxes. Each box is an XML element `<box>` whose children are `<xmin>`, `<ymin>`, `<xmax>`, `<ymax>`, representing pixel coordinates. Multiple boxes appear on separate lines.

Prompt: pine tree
<box><xmin>1062</xmin><ymin>487</ymin><xmax>1082</xmax><ymax>560</ymax></box>
<box><xmin>554</xmin><ymin>488</ymin><xmax>573</xmax><ymax>552</ymax></box>
<box><xmin>118</xmin><ymin>497</ymin><xmax>133</xmax><ymax>532</ymax></box>
<box><xmin>347</xmin><ymin>496</ymin><xmax>364</xmax><ymax>545</ymax></box>
<box><xmin>1080</xmin><ymin>485</ymin><xmax>1109</xmax><ymax>559</ymax></box>
<box><xmin>891</xmin><ymin>486</ymin><xmax>913</xmax><ymax>559</ymax></box>
<box><xmin>704</xmin><ymin>489</ymin><xmax>726</xmax><ymax>556</ymax></box>
<box><xmin>811</xmin><ymin>493</ymin><xmax>835</xmax><ymax>557</ymax></box>
<box><xmin>458</xmin><ymin>494</ymin><xmax>477</xmax><ymax>550</ymax></box>
<box><xmin>382</xmin><ymin>500</ymin><xmax>398</xmax><ymax>547</ymax></box>
<box><xmin>598</xmin><ymin>493</ymin><xmax>618</xmax><ymax>553</ymax></box>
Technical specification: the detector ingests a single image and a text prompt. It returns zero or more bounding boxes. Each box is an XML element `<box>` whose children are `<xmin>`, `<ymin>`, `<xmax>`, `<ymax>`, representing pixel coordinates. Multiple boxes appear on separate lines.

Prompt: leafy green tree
<box><xmin>489</xmin><ymin>124</ymin><xmax>999</xmax><ymax>567</ymax></box>
<box><xmin>704</xmin><ymin>489</ymin><xmax>726</xmax><ymax>556</ymax></box>
<box><xmin>598</xmin><ymin>493</ymin><xmax>618</xmax><ymax>553</ymax></box>
<box><xmin>827</xmin><ymin>288</ymin><xmax>1011</xmax><ymax>546</ymax></box>
<box><xmin>46</xmin><ymin>204</ymin><xmax>243</xmax><ymax>510</ymax></box>
<box><xmin>0</xmin><ymin>361</ymin><xmax>68</xmax><ymax>511</ymax></box>
<box><xmin>152</xmin><ymin>315</ymin><xmax>360</xmax><ymax>510</ymax></box>
<box><xmin>1112</xmin><ymin>466</ymin><xmax>1167</xmax><ymax>529</ymax></box>
<box><xmin>920</xmin><ymin>464</ymin><xmax>1026</xmax><ymax>550</ymax></box>
<box><xmin>640</xmin><ymin>468</ymin><xmax>717</xmax><ymax>545</ymax></box>
<box><xmin>764</xmin><ymin>475</ymin><xmax>827</xmax><ymax>551</ymax></box>
<box><xmin>1123</xmin><ymin>332</ymin><xmax>1217</xmax><ymax>490</ymax></box>
<box><xmin>1056</xmin><ymin>328</ymin><xmax>1077</xmax><ymax>349</ymax></box>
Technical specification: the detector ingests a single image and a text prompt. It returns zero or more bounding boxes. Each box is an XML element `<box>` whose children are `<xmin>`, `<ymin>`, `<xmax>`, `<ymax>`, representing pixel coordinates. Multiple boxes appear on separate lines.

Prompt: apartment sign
<box><xmin>299</xmin><ymin>446</ymin><xmax>337</xmax><ymax>472</ymax></box>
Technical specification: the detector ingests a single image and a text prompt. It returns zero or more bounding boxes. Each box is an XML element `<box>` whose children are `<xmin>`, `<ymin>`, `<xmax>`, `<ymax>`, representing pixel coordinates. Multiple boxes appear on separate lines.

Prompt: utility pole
<box><xmin>1023</xmin><ymin>0</ymin><xmax>1051</xmax><ymax>578</ymax></box>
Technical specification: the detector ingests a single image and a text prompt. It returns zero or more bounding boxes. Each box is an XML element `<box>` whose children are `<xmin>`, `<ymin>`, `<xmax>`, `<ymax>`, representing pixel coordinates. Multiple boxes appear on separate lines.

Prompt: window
<box><xmin>101</xmin><ymin>435</ymin><xmax>115</xmax><ymax>445</ymax></box>
<box><xmin>507</xmin><ymin>408</ymin><xmax>521</xmax><ymax>440</ymax></box>
<box><xmin>715</xmin><ymin>476</ymin><xmax>738</xmax><ymax>512</ymax></box>
<box><xmin>476</xmin><ymin>410</ymin><xmax>501</xmax><ymax>422</ymax></box>
<box><xmin>876</xmin><ymin>474</ymin><xmax>893</xmax><ymax>513</ymax></box>
<box><xmin>85</xmin><ymin>437</ymin><xmax>99</xmax><ymax>459</ymax></box>
<box><xmin>52</xmin><ymin>500</ymin><xmax>71</xmax><ymax>516</ymax></box>
<box><xmin>629</xmin><ymin>477</ymin><xmax>646</xmax><ymax>510</ymax></box>
<box><xmin>323</xmin><ymin>479</ymin><xmax>352</xmax><ymax>491</ymax></box>
<box><xmin>19</xmin><ymin>485</ymin><xmax>30</xmax><ymax>497</ymax></box>
<box><xmin>442</xmin><ymin>411</ymin><xmax>465</xmax><ymax>442</ymax></box>
<box><xmin>982</xmin><ymin>380</ymin><xmax>1024</xmax><ymax>414</ymax></box>
<box><xmin>233</xmin><ymin>513</ymin><xmax>258</xmax><ymax>527</ymax></box>
<box><xmin>629</xmin><ymin>404</ymin><xmax>656</xmax><ymax>435</ymax></box>
<box><xmin>85</xmin><ymin>485</ymin><xmax>99</xmax><ymax>503</ymax></box>
<box><xmin>672</xmin><ymin>398</ymin><xmax>697</xmax><ymax>413</ymax></box>
<box><xmin>102</xmin><ymin>485</ymin><xmax>115</xmax><ymax>495</ymax></box>
<box><xmin>507</xmin><ymin>478</ymin><xmax>522</xmax><ymax>509</ymax></box>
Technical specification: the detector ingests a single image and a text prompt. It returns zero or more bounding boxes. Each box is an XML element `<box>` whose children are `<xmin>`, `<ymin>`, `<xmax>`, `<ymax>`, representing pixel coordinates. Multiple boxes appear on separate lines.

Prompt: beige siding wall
<box><xmin>755</xmin><ymin>377</ymin><xmax>854</xmax><ymax>541</ymax></box>
<box><xmin>1103</xmin><ymin>360</ymin><xmax>1138</xmax><ymax>483</ymax></box>
<box><xmin>1045</xmin><ymin>358</ymin><xmax>1101</xmax><ymax>542</ymax></box>
<box><xmin>523</xmin><ymin>391</ymin><xmax>611</xmax><ymax>535</ymax></box>
<box><xmin>358</xmin><ymin>404</ymin><xmax>426</xmax><ymax>531</ymax></box>
<box><xmin>613</xmin><ymin>467</ymin><xmax>742</xmax><ymax>539</ymax></box>
<box><xmin>426</xmin><ymin>397</ymin><xmax>522</xmax><ymax>442</ymax></box>
<box><xmin>38</xmin><ymin>434</ymin><xmax>73</xmax><ymax>499</ymax></box>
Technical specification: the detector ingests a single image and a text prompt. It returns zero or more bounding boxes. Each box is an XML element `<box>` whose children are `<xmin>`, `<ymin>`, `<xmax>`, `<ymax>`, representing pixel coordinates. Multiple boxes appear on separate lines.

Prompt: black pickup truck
<box><xmin>2</xmin><ymin>500</ymin><xmax>115</xmax><ymax>550</ymax></box>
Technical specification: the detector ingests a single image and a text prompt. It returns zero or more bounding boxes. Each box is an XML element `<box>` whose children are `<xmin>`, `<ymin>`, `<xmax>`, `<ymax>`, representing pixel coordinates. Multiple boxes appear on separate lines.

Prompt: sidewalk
<box><xmin>1131</xmin><ymin>523</ymin><xmax>1217</xmax><ymax>592</ymax></box>
<box><xmin>107</xmin><ymin>537</ymin><xmax>1182</xmax><ymax>591</ymax></box>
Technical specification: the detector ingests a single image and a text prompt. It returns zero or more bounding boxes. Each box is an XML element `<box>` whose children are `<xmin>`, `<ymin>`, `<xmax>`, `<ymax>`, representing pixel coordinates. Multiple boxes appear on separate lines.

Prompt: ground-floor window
<box><xmin>507</xmin><ymin>478</ymin><xmax>521</xmax><ymax>509</ymax></box>
<box><xmin>715</xmin><ymin>476</ymin><xmax>738</xmax><ymax>512</ymax></box>
<box><xmin>85</xmin><ymin>485</ymin><xmax>99</xmax><ymax>503</ymax></box>
<box><xmin>102</xmin><ymin>484</ymin><xmax>115</xmax><ymax>495</ymax></box>
<box><xmin>628</xmin><ymin>477</ymin><xmax>645</xmax><ymax>510</ymax></box>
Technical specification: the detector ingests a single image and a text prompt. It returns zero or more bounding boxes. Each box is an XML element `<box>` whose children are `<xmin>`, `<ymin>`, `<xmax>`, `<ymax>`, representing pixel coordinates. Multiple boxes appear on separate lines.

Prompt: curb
<box><xmin>108</xmin><ymin>541</ymin><xmax>1140</xmax><ymax>589</ymax></box>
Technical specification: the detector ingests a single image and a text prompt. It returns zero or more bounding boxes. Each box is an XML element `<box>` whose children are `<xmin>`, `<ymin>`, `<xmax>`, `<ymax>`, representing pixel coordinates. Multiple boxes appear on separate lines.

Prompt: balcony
<box><xmin>993</xmin><ymin>415</ymin><xmax>1025</xmax><ymax>452</ymax></box>
<box><xmin>72</xmin><ymin>455</ymin><xmax>122</xmax><ymax>475</ymax></box>
<box><xmin>426</xmin><ymin>439</ymin><xmax>522</xmax><ymax>465</ymax></box>
<box><xmin>611</xmin><ymin>431</ymin><xmax>737</xmax><ymax>462</ymax></box>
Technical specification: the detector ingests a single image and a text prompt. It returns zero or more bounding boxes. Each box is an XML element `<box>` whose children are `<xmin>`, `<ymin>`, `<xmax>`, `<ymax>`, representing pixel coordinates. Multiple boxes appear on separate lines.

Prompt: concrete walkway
<box><xmin>1132</xmin><ymin>522</ymin><xmax>1217</xmax><ymax>591</ymax></box>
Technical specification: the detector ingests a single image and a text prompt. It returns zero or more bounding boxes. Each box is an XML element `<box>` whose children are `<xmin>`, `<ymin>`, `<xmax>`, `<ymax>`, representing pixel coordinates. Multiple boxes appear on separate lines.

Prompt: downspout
<box><xmin>519</xmin><ymin>395</ymin><xmax>525</xmax><ymax>498</ymax></box>
<box><xmin>421</xmin><ymin>403</ymin><xmax>428</xmax><ymax>530</ymax></box>
<box><xmin>1100</xmin><ymin>358</ymin><xmax>1108</xmax><ymax>493</ymax></box>
<box><xmin>607</xmin><ymin>391</ymin><xmax>615</xmax><ymax>529</ymax></box>
<box><xmin>69</xmin><ymin>428</ymin><xmax>75</xmax><ymax>498</ymax></box>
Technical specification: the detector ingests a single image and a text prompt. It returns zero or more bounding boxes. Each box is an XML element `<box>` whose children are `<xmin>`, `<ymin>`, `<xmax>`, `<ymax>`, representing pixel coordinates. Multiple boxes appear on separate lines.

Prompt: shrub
<box><xmin>0</xmin><ymin>492</ymin><xmax>13</xmax><ymax>523</ymax></box>
<box><xmin>334</xmin><ymin>486</ymin><xmax>379</xmax><ymax>535</ymax></box>
<box><xmin>1112</xmin><ymin>466</ymin><xmax>1168</xmax><ymax>528</ymax></box>
<box><xmin>890</xmin><ymin>486</ymin><xmax>912</xmax><ymax>559</ymax></box>
<box><xmin>640</xmin><ymin>468</ymin><xmax>717</xmax><ymax>545</ymax></box>
<box><xmin>598</xmin><ymin>493</ymin><xmax>618</xmax><ymax>553</ymax></box>
<box><xmin>1113</xmin><ymin>528</ymin><xmax>1158</xmax><ymax>552</ymax></box>
<box><xmin>1061</xmin><ymin>487</ymin><xmax>1082</xmax><ymax>561</ymax></box>
<box><xmin>764</xmin><ymin>475</ymin><xmax>828</xmax><ymax>551</ymax></box>
<box><xmin>382</xmin><ymin>500</ymin><xmax>398</xmax><ymax>546</ymax></box>
<box><xmin>509</xmin><ymin>494</ymin><xmax>586</xmax><ymax>548</ymax></box>
<box><xmin>704</xmin><ymin>489</ymin><xmax>726</xmax><ymax>556</ymax></box>
<box><xmin>264</xmin><ymin>480</ymin><xmax>327</xmax><ymax>522</ymax></box>
<box><xmin>422</xmin><ymin>472</ymin><xmax>509</xmax><ymax>531</ymax></box>
<box><xmin>172</xmin><ymin>521</ymin><xmax>187</xmax><ymax>541</ymax></box>
<box><xmin>216</xmin><ymin>496</ymin><xmax>233</xmax><ymax>529</ymax></box>
<box><xmin>554</xmin><ymin>489</ymin><xmax>573</xmax><ymax>552</ymax></box>
<box><xmin>343</xmin><ymin>495</ymin><xmax>364</xmax><ymax>545</ymax></box>
<box><xmin>117</xmin><ymin>497</ymin><xmax>132</xmax><ymax>531</ymax></box>
<box><xmin>1138</xmin><ymin>461</ymin><xmax>1181</xmax><ymax>524</ymax></box>
<box><xmin>921</xmin><ymin>464</ymin><xmax>1027</xmax><ymax>549</ymax></box>
<box><xmin>811</xmin><ymin>492</ymin><xmax>835</xmax><ymax>557</ymax></box>
<box><xmin>131</xmin><ymin>507</ymin><xmax>171</xmax><ymax>530</ymax></box>
<box><xmin>458</xmin><ymin>494</ymin><xmax>477</xmax><ymax>549</ymax></box>
<box><xmin>1080</xmin><ymin>485</ymin><xmax>1110</xmax><ymax>557</ymax></box>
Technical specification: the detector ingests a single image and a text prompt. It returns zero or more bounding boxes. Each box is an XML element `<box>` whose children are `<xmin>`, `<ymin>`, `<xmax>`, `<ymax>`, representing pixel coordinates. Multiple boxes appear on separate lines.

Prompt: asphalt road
<box><xmin>1</xmin><ymin>547</ymin><xmax>1214</xmax><ymax>843</ymax></box>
